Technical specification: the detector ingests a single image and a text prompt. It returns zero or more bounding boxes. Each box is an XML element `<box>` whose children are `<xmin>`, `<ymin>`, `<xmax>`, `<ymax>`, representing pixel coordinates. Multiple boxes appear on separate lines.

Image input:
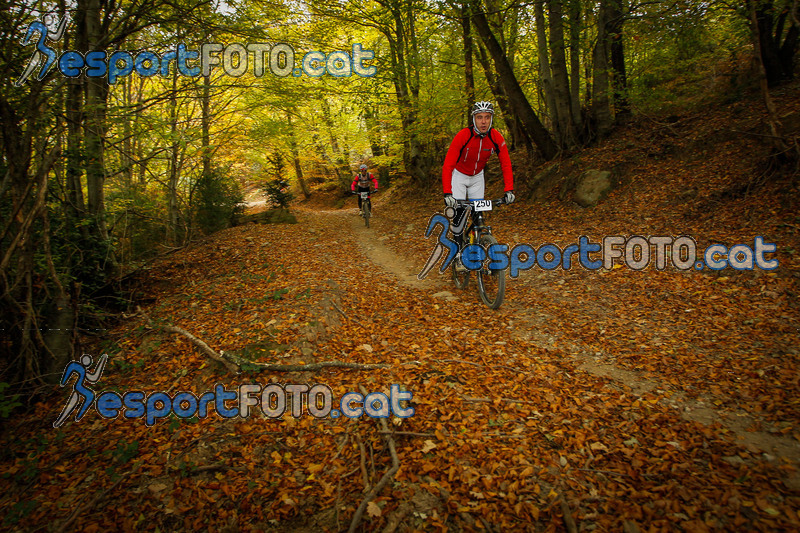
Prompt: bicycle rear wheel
<box><xmin>476</xmin><ymin>234</ymin><xmax>505</xmax><ymax>309</ymax></box>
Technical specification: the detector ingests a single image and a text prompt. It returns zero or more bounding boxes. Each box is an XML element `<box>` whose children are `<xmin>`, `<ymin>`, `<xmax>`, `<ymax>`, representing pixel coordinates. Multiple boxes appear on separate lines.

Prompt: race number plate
<box><xmin>473</xmin><ymin>199</ymin><xmax>492</xmax><ymax>212</ymax></box>
<box><xmin>360</xmin><ymin>192</ymin><xmax>370</xmax><ymax>199</ymax></box>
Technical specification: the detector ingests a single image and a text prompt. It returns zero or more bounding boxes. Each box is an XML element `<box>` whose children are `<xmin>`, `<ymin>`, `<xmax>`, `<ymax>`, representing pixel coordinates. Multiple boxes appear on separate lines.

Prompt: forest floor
<box><xmin>2</xmin><ymin>84</ymin><xmax>800</xmax><ymax>532</ymax></box>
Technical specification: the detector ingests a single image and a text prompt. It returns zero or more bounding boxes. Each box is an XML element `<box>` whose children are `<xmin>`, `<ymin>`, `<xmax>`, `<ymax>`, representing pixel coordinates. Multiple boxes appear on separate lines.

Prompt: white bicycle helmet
<box><xmin>471</xmin><ymin>101</ymin><xmax>494</xmax><ymax>135</ymax></box>
<box><xmin>471</xmin><ymin>101</ymin><xmax>494</xmax><ymax>115</ymax></box>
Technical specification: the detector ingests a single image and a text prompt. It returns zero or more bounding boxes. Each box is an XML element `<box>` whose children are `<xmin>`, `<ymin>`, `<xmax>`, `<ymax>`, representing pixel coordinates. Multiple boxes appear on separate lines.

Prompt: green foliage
<box><xmin>271</xmin><ymin>287</ymin><xmax>289</xmax><ymax>300</ymax></box>
<box><xmin>3</xmin><ymin>501</ymin><xmax>36</xmax><ymax>527</ymax></box>
<box><xmin>111</xmin><ymin>357</ymin><xmax>146</xmax><ymax>374</ymax></box>
<box><xmin>625</xmin><ymin>4</ymin><xmax>751</xmax><ymax>113</ymax></box>
<box><xmin>0</xmin><ymin>383</ymin><xmax>22</xmax><ymax>418</ymax></box>
<box><xmin>115</xmin><ymin>439</ymin><xmax>140</xmax><ymax>463</ymax></box>
<box><xmin>194</xmin><ymin>168</ymin><xmax>244</xmax><ymax>235</ymax></box>
<box><xmin>106</xmin><ymin>187</ymin><xmax>165</xmax><ymax>262</ymax></box>
<box><xmin>264</xmin><ymin>176</ymin><xmax>294</xmax><ymax>208</ymax></box>
<box><xmin>177</xmin><ymin>460</ymin><xmax>197</xmax><ymax>478</ymax></box>
<box><xmin>40</xmin><ymin>208</ymin><xmax>116</xmax><ymax>295</ymax></box>
<box><xmin>167</xmin><ymin>412</ymin><xmax>198</xmax><ymax>434</ymax></box>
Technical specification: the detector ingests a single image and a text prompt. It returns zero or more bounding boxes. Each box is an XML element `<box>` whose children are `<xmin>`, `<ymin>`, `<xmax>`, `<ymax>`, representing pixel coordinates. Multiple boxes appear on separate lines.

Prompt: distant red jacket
<box><xmin>351</xmin><ymin>172</ymin><xmax>378</xmax><ymax>191</ymax></box>
<box><xmin>442</xmin><ymin>128</ymin><xmax>513</xmax><ymax>194</ymax></box>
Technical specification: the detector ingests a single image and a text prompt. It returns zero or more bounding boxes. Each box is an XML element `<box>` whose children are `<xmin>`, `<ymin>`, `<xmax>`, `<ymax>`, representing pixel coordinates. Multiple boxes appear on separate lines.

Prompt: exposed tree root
<box><xmin>348</xmin><ymin>386</ymin><xmax>401</xmax><ymax>533</ymax></box>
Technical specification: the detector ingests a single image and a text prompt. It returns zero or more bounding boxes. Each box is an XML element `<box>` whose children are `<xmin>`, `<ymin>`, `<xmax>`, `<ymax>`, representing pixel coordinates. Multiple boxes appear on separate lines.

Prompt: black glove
<box><xmin>444</xmin><ymin>194</ymin><xmax>456</xmax><ymax>209</ymax></box>
<box><xmin>503</xmin><ymin>190</ymin><xmax>515</xmax><ymax>205</ymax></box>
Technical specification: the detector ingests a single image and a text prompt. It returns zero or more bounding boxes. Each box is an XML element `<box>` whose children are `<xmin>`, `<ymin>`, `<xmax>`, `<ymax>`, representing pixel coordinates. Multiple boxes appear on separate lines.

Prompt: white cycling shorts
<box><xmin>450</xmin><ymin>168</ymin><xmax>485</xmax><ymax>200</ymax></box>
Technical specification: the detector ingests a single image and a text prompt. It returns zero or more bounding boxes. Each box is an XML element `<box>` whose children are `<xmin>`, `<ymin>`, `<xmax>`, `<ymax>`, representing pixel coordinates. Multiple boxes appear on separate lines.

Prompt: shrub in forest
<box><xmin>195</xmin><ymin>169</ymin><xmax>244</xmax><ymax>234</ymax></box>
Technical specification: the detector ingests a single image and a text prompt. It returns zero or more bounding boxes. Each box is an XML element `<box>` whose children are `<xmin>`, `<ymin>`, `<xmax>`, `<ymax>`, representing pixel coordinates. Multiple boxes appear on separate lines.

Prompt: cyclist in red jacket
<box><xmin>442</xmin><ymin>101</ymin><xmax>515</xmax><ymax>267</ymax></box>
<box><xmin>351</xmin><ymin>164</ymin><xmax>379</xmax><ymax>215</ymax></box>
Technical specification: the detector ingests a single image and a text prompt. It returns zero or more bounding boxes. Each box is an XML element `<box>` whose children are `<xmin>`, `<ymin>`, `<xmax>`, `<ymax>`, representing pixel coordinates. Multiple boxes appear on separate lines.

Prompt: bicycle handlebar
<box><xmin>454</xmin><ymin>198</ymin><xmax>505</xmax><ymax>206</ymax></box>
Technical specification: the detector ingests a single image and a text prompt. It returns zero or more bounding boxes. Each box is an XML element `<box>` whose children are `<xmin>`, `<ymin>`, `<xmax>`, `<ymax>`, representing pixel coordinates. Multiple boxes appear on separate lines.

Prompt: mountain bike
<box><xmin>353</xmin><ymin>190</ymin><xmax>376</xmax><ymax>228</ymax></box>
<box><xmin>451</xmin><ymin>198</ymin><xmax>506</xmax><ymax>309</ymax></box>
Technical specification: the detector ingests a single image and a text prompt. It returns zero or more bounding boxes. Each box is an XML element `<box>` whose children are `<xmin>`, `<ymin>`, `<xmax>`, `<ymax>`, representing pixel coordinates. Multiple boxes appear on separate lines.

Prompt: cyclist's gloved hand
<box><xmin>503</xmin><ymin>190</ymin><xmax>515</xmax><ymax>205</ymax></box>
<box><xmin>444</xmin><ymin>194</ymin><xmax>456</xmax><ymax>209</ymax></box>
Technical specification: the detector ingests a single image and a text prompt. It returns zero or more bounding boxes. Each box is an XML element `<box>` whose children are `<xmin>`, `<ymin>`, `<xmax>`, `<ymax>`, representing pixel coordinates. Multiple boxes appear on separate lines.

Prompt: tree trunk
<box><xmin>547</xmin><ymin>0</ymin><xmax>576</xmax><ymax>147</ymax></box>
<box><xmin>754</xmin><ymin>0</ymin><xmax>799</xmax><ymax>86</ymax></box>
<box><xmin>136</xmin><ymin>76</ymin><xmax>147</xmax><ymax>185</ymax></box>
<box><xmin>121</xmin><ymin>77</ymin><xmax>134</xmax><ymax>187</ymax></box>
<box><xmin>568</xmin><ymin>0</ymin><xmax>583</xmax><ymax>131</ymax></box>
<box><xmin>475</xmin><ymin>41</ymin><xmax>531</xmax><ymax>151</ymax></box>
<box><xmin>592</xmin><ymin>0</ymin><xmax>614</xmax><ymax>138</ymax></box>
<box><xmin>363</xmin><ymin>105</ymin><xmax>385</xmax><ymax>157</ymax></box>
<box><xmin>64</xmin><ymin>33</ymin><xmax>86</xmax><ymax>227</ymax></box>
<box><xmin>377</xmin><ymin>0</ymin><xmax>431</xmax><ymax>182</ymax></box>
<box><xmin>83</xmin><ymin>0</ymin><xmax>108</xmax><ymax>239</ymax></box>
<box><xmin>320</xmin><ymin>99</ymin><xmax>351</xmax><ymax>184</ymax></box>
<box><xmin>607</xmin><ymin>0</ymin><xmax>630</xmax><ymax>117</ymax></box>
<box><xmin>201</xmin><ymin>74</ymin><xmax>212</xmax><ymax>182</ymax></box>
<box><xmin>0</xmin><ymin>90</ymin><xmax>61</xmax><ymax>384</ymax></box>
<box><xmin>471</xmin><ymin>3</ymin><xmax>558</xmax><ymax>160</ymax></box>
<box><xmin>462</xmin><ymin>3</ymin><xmax>476</xmax><ymax>125</ymax></box>
<box><xmin>747</xmin><ymin>0</ymin><xmax>788</xmax><ymax>151</ymax></box>
<box><xmin>534</xmin><ymin>0</ymin><xmax>557</xmax><ymax>131</ymax></box>
<box><xmin>287</xmin><ymin>112</ymin><xmax>310</xmax><ymax>198</ymax></box>
<box><xmin>167</xmin><ymin>65</ymin><xmax>180</xmax><ymax>245</ymax></box>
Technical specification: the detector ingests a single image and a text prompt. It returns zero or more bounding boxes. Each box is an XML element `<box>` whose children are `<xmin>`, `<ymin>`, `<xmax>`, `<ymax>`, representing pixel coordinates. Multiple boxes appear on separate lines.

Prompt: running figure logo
<box><xmin>53</xmin><ymin>354</ymin><xmax>108</xmax><ymax>428</ymax></box>
<box><xmin>15</xmin><ymin>15</ymin><xmax>70</xmax><ymax>87</ymax></box>
<box><xmin>417</xmin><ymin>205</ymin><xmax>470</xmax><ymax>279</ymax></box>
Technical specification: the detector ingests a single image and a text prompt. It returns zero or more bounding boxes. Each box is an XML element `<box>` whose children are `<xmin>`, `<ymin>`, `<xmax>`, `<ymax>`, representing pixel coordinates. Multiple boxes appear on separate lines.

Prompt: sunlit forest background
<box><xmin>1</xmin><ymin>0</ymin><xmax>797</xmax><ymax>389</ymax></box>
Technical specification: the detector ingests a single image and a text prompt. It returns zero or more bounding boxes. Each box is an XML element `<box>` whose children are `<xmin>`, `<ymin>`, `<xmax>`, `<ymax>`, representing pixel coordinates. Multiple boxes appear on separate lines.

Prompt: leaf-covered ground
<box><xmin>2</xmin><ymin>88</ymin><xmax>800</xmax><ymax>531</ymax></box>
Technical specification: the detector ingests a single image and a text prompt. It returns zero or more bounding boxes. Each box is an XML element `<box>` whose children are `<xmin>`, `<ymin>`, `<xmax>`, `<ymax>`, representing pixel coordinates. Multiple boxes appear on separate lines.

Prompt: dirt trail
<box><xmin>313</xmin><ymin>206</ymin><xmax>462</xmax><ymax>303</ymax></box>
<box><xmin>348</xmin><ymin>210</ymin><xmax>432</xmax><ymax>290</ymax></box>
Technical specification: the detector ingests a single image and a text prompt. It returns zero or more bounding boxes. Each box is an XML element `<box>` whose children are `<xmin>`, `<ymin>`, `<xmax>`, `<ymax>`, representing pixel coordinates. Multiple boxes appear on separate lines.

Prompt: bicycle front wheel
<box><xmin>476</xmin><ymin>234</ymin><xmax>505</xmax><ymax>309</ymax></box>
<box><xmin>364</xmin><ymin>201</ymin><xmax>371</xmax><ymax>228</ymax></box>
<box><xmin>451</xmin><ymin>256</ymin><xmax>469</xmax><ymax>289</ymax></box>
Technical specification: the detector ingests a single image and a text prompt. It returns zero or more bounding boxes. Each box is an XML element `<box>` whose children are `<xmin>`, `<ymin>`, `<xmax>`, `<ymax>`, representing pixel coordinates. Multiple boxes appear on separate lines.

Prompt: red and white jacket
<box><xmin>442</xmin><ymin>128</ymin><xmax>513</xmax><ymax>194</ymax></box>
<box><xmin>351</xmin><ymin>172</ymin><xmax>378</xmax><ymax>191</ymax></box>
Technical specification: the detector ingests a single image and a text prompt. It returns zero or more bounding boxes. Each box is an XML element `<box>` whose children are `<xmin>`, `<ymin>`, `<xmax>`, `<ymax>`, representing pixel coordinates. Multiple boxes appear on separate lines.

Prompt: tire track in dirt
<box><xmin>319</xmin><ymin>207</ymin><xmax>463</xmax><ymax>302</ymax></box>
<box><xmin>349</xmin><ymin>214</ymin><xmax>429</xmax><ymax>289</ymax></box>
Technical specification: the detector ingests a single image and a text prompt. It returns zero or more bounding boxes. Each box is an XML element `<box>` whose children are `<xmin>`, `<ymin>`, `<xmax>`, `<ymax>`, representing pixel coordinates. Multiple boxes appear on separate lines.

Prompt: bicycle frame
<box><xmin>456</xmin><ymin>198</ymin><xmax>503</xmax><ymax>244</ymax></box>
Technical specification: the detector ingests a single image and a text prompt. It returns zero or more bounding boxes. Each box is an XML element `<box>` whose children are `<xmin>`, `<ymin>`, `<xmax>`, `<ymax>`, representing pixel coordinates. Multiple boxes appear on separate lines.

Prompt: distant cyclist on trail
<box><xmin>351</xmin><ymin>164</ymin><xmax>379</xmax><ymax>215</ymax></box>
<box><xmin>442</xmin><ymin>101</ymin><xmax>515</xmax><ymax>268</ymax></box>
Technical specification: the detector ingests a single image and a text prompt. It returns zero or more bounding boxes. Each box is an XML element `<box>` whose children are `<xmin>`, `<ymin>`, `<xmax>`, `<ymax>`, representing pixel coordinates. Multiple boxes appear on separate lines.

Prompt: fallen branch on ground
<box><xmin>356</xmin><ymin>433</ymin><xmax>370</xmax><ymax>492</ymax></box>
<box><xmin>223</xmin><ymin>350</ymin><xmax>389</xmax><ymax>372</ymax></box>
<box><xmin>164</xmin><ymin>323</ymin><xmax>240</xmax><ymax>373</ymax></box>
<box><xmin>559</xmin><ymin>489</ymin><xmax>578</xmax><ymax>533</ymax></box>
<box><xmin>136</xmin><ymin>307</ymin><xmax>388</xmax><ymax>373</ymax></box>
<box><xmin>348</xmin><ymin>386</ymin><xmax>401</xmax><ymax>533</ymax></box>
